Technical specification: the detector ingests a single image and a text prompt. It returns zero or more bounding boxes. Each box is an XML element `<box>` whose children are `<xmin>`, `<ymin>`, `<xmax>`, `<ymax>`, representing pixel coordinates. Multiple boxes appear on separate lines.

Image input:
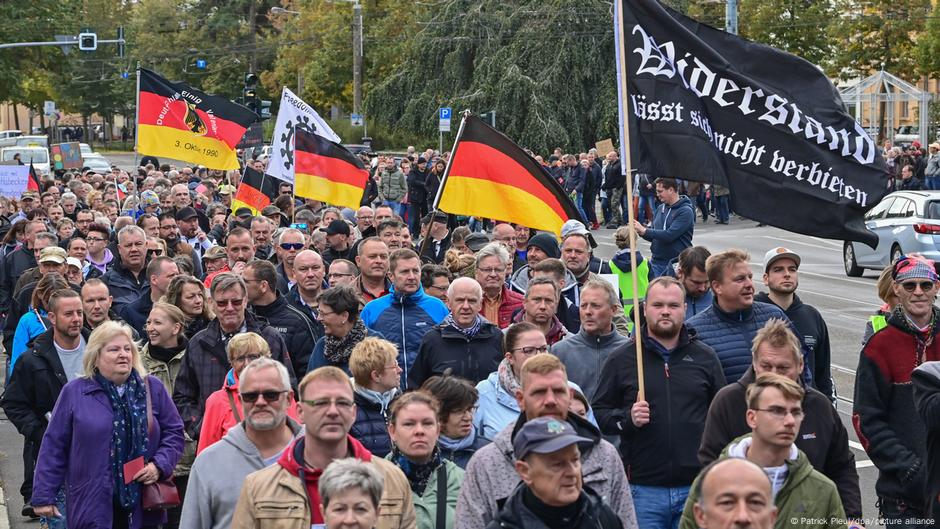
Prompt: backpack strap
<box><xmin>435</xmin><ymin>463</ymin><xmax>447</xmax><ymax>529</ymax></box>
<box><xmin>226</xmin><ymin>390</ymin><xmax>242</xmax><ymax>423</ymax></box>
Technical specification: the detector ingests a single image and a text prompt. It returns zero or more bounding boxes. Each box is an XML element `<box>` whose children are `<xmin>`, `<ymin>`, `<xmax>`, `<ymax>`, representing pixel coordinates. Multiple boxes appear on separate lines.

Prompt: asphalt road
<box><xmin>591</xmin><ymin>216</ymin><xmax>886</xmax><ymax>526</ymax></box>
<box><xmin>0</xmin><ymin>155</ymin><xmax>898</xmax><ymax>526</ymax></box>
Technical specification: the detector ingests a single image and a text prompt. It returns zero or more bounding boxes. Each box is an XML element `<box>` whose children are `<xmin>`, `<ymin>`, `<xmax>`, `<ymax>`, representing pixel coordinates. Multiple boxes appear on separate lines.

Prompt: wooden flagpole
<box><xmin>614</xmin><ymin>0</ymin><xmax>645</xmax><ymax>401</ymax></box>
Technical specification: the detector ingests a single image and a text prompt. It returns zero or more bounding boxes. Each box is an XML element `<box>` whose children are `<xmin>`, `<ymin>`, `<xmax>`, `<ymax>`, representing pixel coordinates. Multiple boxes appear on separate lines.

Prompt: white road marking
<box><xmin>763</xmin><ymin>235</ymin><xmax>841</xmax><ymax>252</ymax></box>
<box><xmin>856</xmin><ymin>460</ymin><xmax>875</xmax><ymax>469</ymax></box>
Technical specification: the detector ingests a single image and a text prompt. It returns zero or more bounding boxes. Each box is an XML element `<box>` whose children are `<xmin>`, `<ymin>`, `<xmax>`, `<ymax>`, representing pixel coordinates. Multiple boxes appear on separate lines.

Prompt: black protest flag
<box><xmin>618</xmin><ymin>0</ymin><xmax>888</xmax><ymax>246</ymax></box>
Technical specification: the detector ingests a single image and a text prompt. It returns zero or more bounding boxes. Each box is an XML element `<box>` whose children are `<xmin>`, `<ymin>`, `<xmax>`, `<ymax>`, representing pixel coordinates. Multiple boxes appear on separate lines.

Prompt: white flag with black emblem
<box><xmin>267</xmin><ymin>87</ymin><xmax>341</xmax><ymax>183</ymax></box>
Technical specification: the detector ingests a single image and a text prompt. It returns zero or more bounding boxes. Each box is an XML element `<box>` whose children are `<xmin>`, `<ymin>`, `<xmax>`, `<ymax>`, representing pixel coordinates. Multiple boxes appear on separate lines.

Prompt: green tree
<box><xmin>917</xmin><ymin>2</ymin><xmax>940</xmax><ymax>77</ymax></box>
<box><xmin>739</xmin><ymin>0</ymin><xmax>835</xmax><ymax>69</ymax></box>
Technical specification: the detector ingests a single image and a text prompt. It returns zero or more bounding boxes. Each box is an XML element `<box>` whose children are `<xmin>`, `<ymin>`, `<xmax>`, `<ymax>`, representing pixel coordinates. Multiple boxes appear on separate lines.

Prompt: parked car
<box><xmin>79</xmin><ymin>143</ymin><xmax>93</xmax><ymax>156</ymax></box>
<box><xmin>844</xmin><ymin>190</ymin><xmax>940</xmax><ymax>276</ymax></box>
<box><xmin>1</xmin><ymin>146</ymin><xmax>50</xmax><ymax>175</ymax></box>
<box><xmin>12</xmin><ymin>135</ymin><xmax>49</xmax><ymax>149</ymax></box>
<box><xmin>82</xmin><ymin>153</ymin><xmax>112</xmax><ymax>174</ymax></box>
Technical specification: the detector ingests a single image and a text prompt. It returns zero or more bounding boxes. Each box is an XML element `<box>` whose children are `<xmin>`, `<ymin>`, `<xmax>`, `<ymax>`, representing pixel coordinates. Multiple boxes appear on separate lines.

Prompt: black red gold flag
<box><xmin>233</xmin><ymin>166</ymin><xmax>278</xmax><ymax>214</ymax></box>
<box><xmin>293</xmin><ymin>128</ymin><xmax>369</xmax><ymax>209</ymax></box>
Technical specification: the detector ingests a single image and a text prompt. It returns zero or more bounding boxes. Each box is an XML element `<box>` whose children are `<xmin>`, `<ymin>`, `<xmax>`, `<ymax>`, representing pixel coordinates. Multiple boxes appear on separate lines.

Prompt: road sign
<box><xmin>78</xmin><ymin>32</ymin><xmax>97</xmax><ymax>52</ymax></box>
<box><xmin>196</xmin><ymin>59</ymin><xmax>207</xmax><ymax>69</ymax></box>
<box><xmin>43</xmin><ymin>101</ymin><xmax>56</xmax><ymax>117</ymax></box>
<box><xmin>351</xmin><ymin>113</ymin><xmax>364</xmax><ymax>127</ymax></box>
<box><xmin>439</xmin><ymin>107</ymin><xmax>452</xmax><ymax>132</ymax></box>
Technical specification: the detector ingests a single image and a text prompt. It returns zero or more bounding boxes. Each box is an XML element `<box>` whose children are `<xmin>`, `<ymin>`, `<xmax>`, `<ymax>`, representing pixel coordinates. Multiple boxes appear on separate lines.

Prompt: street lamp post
<box><xmin>270</xmin><ymin>7</ymin><xmax>304</xmax><ymax>95</ymax></box>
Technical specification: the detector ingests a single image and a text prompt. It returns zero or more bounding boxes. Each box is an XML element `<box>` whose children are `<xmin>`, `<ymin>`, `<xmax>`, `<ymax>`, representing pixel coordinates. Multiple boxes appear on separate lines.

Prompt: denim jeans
<box><xmin>714</xmin><ymin>195</ymin><xmax>730</xmax><ymax>223</ymax></box>
<box><xmin>383</xmin><ymin>199</ymin><xmax>403</xmax><ymax>217</ymax></box>
<box><xmin>630</xmin><ymin>484</ymin><xmax>690</xmax><ymax>529</ymax></box>
<box><xmin>926</xmin><ymin>176</ymin><xmax>940</xmax><ymax>191</ymax></box>
<box><xmin>575</xmin><ymin>192</ymin><xmax>589</xmax><ymax>223</ymax></box>
<box><xmin>877</xmin><ymin>497</ymin><xmax>930</xmax><ymax>528</ymax></box>
<box><xmin>638</xmin><ymin>195</ymin><xmax>655</xmax><ymax>224</ymax></box>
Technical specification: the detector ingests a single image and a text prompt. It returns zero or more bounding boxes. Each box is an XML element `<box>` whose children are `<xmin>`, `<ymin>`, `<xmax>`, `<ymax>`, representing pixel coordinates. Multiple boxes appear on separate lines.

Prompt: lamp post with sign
<box><xmin>439</xmin><ymin>107</ymin><xmax>451</xmax><ymax>153</ymax></box>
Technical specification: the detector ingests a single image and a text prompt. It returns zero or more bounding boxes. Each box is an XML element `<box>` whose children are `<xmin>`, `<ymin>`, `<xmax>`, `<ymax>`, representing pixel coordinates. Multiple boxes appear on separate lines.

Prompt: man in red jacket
<box><xmin>475</xmin><ymin>242</ymin><xmax>523</xmax><ymax>329</ymax></box>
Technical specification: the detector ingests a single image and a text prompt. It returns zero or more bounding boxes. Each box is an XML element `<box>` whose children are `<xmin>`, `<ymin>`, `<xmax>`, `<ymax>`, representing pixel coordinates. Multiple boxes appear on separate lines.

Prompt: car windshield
<box><xmin>2</xmin><ymin>149</ymin><xmax>48</xmax><ymax>163</ymax></box>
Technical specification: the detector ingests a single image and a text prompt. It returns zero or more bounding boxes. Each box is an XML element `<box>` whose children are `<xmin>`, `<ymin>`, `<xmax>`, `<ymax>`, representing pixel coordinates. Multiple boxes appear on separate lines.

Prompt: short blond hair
<box><xmin>520</xmin><ymin>354</ymin><xmax>566</xmax><ymax>388</ymax></box>
<box><xmin>349</xmin><ymin>338</ymin><xmax>399</xmax><ymax>387</ymax></box>
<box><xmin>751</xmin><ymin>319</ymin><xmax>802</xmax><ymax>366</ymax></box>
<box><xmin>746</xmin><ymin>373</ymin><xmax>805</xmax><ymax>409</ymax></box>
<box><xmin>226</xmin><ymin>332</ymin><xmax>271</xmax><ymax>363</ymax></box>
<box><xmin>300</xmin><ymin>366</ymin><xmax>354</xmax><ymax>399</ymax></box>
<box><xmin>705</xmin><ymin>248</ymin><xmax>750</xmax><ymax>283</ymax></box>
<box><xmin>83</xmin><ymin>321</ymin><xmax>146</xmax><ymax>378</ymax></box>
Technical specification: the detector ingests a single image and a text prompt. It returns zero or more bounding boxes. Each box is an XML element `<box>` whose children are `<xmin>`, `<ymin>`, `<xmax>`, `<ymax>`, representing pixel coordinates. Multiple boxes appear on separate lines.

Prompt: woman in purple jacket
<box><xmin>31</xmin><ymin>321</ymin><xmax>185</xmax><ymax>529</ymax></box>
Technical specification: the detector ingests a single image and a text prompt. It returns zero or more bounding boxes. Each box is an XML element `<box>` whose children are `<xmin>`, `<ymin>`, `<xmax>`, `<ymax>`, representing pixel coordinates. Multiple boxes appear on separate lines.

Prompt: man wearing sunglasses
<box><xmin>273</xmin><ymin>228</ymin><xmax>306</xmax><ymax>295</ymax></box>
<box><xmin>854</xmin><ymin>256</ymin><xmax>940</xmax><ymax>527</ymax></box>
<box><xmin>593</xmin><ymin>277</ymin><xmax>725</xmax><ymax>529</ymax></box>
<box><xmin>182</xmin><ymin>358</ymin><xmax>302</xmax><ymax>529</ymax></box>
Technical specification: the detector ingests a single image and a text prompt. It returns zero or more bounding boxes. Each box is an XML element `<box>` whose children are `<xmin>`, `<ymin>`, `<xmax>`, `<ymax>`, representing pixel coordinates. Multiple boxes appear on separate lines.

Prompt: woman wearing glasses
<box><xmin>472</xmin><ymin>322</ymin><xmax>549</xmax><ymax>441</ymax></box>
<box><xmin>197</xmin><ymin>332</ymin><xmax>299</xmax><ymax>454</ymax></box>
<box><xmin>387</xmin><ymin>391</ymin><xmax>464</xmax><ymax>529</ymax></box>
<box><xmin>420</xmin><ymin>375</ymin><xmax>489</xmax><ymax>469</ymax></box>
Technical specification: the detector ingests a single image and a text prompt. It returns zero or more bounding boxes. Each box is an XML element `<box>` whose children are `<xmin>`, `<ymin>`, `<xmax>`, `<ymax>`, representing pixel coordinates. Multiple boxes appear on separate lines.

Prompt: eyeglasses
<box><xmin>233</xmin><ymin>353</ymin><xmax>263</xmax><ymax>364</ymax></box>
<box><xmin>86</xmin><ymin>237</ymin><xmax>106</xmax><ymax>242</ymax></box>
<box><xmin>328</xmin><ymin>272</ymin><xmax>354</xmax><ymax>279</ymax></box>
<box><xmin>301</xmin><ymin>398</ymin><xmax>355</xmax><ymax>411</ymax></box>
<box><xmin>512</xmin><ymin>345</ymin><xmax>550</xmax><ymax>355</ymax></box>
<box><xmin>240</xmin><ymin>390</ymin><xmax>288</xmax><ymax>403</ymax></box>
<box><xmin>280</xmin><ymin>242</ymin><xmax>304</xmax><ymax>251</ymax></box>
<box><xmin>901</xmin><ymin>281</ymin><xmax>936</xmax><ymax>293</ymax></box>
<box><xmin>753</xmin><ymin>406</ymin><xmax>804</xmax><ymax>420</ymax></box>
<box><xmin>478</xmin><ymin>267</ymin><xmax>506</xmax><ymax>275</ymax></box>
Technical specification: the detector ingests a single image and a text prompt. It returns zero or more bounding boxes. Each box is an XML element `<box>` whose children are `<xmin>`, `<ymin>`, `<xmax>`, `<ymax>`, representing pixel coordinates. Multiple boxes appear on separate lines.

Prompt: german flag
<box><xmin>137</xmin><ymin>68</ymin><xmax>258</xmax><ymax>170</ymax></box>
<box><xmin>27</xmin><ymin>163</ymin><xmax>41</xmax><ymax>192</ymax></box>
<box><xmin>293</xmin><ymin>128</ymin><xmax>369</xmax><ymax>209</ymax></box>
<box><xmin>233</xmin><ymin>166</ymin><xmax>278</xmax><ymax>214</ymax></box>
<box><xmin>436</xmin><ymin>115</ymin><xmax>580</xmax><ymax>235</ymax></box>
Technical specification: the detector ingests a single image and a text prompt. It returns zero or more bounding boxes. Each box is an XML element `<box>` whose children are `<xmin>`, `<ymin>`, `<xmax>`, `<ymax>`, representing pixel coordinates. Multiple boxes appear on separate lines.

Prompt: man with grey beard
<box><xmin>180</xmin><ymin>358</ymin><xmax>301</xmax><ymax>529</ymax></box>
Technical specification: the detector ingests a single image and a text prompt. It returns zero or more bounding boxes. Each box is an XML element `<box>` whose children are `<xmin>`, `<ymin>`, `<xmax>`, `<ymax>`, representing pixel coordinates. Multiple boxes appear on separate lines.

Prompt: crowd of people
<box><xmin>0</xmin><ymin>146</ymin><xmax>935</xmax><ymax>529</ymax></box>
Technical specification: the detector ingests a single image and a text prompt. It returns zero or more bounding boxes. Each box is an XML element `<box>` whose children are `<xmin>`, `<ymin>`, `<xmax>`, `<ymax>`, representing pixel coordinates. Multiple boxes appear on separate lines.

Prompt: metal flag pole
<box><xmin>419</xmin><ymin>110</ymin><xmax>469</xmax><ymax>259</ymax></box>
<box><xmin>133</xmin><ymin>61</ymin><xmax>142</xmax><ymax>203</ymax></box>
<box><xmin>614</xmin><ymin>0</ymin><xmax>646</xmax><ymax>401</ymax></box>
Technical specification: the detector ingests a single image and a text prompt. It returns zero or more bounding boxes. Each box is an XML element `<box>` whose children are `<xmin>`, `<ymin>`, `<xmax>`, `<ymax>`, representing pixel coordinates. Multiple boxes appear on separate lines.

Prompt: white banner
<box><xmin>267</xmin><ymin>87</ymin><xmax>341</xmax><ymax>183</ymax></box>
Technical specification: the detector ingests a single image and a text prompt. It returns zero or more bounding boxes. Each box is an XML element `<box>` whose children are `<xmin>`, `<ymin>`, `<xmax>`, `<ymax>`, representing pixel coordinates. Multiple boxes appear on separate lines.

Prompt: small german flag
<box><xmin>293</xmin><ymin>128</ymin><xmax>369</xmax><ymax>209</ymax></box>
<box><xmin>233</xmin><ymin>166</ymin><xmax>278</xmax><ymax>214</ymax></box>
<box><xmin>435</xmin><ymin>115</ymin><xmax>580</xmax><ymax>235</ymax></box>
<box><xmin>137</xmin><ymin>68</ymin><xmax>258</xmax><ymax>170</ymax></box>
<box><xmin>27</xmin><ymin>163</ymin><xmax>41</xmax><ymax>192</ymax></box>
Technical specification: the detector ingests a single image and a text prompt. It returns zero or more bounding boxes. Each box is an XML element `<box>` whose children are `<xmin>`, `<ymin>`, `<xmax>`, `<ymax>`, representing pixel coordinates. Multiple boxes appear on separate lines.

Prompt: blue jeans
<box><xmin>630</xmin><ymin>484</ymin><xmax>689</xmax><ymax>529</ymax></box>
<box><xmin>926</xmin><ymin>176</ymin><xmax>940</xmax><ymax>190</ymax></box>
<box><xmin>877</xmin><ymin>497</ymin><xmax>928</xmax><ymax>529</ymax></box>
<box><xmin>383</xmin><ymin>199</ymin><xmax>403</xmax><ymax>216</ymax></box>
<box><xmin>714</xmin><ymin>195</ymin><xmax>730</xmax><ymax>223</ymax></box>
<box><xmin>575</xmin><ymin>192</ymin><xmax>589</xmax><ymax>223</ymax></box>
<box><xmin>638</xmin><ymin>195</ymin><xmax>655</xmax><ymax>224</ymax></box>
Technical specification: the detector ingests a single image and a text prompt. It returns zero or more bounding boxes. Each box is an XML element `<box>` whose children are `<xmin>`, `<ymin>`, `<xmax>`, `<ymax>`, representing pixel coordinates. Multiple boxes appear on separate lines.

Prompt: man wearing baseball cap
<box><xmin>854</xmin><ymin>255</ymin><xmax>940</xmax><ymax>526</ymax></box>
<box><xmin>485</xmin><ymin>416</ymin><xmax>625</xmax><ymax>529</ymax></box>
<box><xmin>755</xmin><ymin>247</ymin><xmax>834</xmax><ymax>402</ymax></box>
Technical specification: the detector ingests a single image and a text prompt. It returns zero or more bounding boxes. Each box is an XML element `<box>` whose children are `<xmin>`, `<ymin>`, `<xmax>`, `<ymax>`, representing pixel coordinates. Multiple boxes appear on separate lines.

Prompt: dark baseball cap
<box><xmin>465</xmin><ymin>233</ymin><xmax>491</xmax><ymax>253</ymax></box>
<box><xmin>175</xmin><ymin>206</ymin><xmax>198</xmax><ymax>221</ymax></box>
<box><xmin>513</xmin><ymin>417</ymin><xmax>592</xmax><ymax>461</ymax></box>
<box><xmin>234</xmin><ymin>207</ymin><xmax>254</xmax><ymax>219</ymax></box>
<box><xmin>326</xmin><ymin>219</ymin><xmax>351</xmax><ymax>236</ymax></box>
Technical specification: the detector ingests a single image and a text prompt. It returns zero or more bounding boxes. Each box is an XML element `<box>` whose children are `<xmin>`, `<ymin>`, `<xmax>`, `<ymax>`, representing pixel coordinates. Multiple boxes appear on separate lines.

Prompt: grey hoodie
<box><xmin>180</xmin><ymin>418</ymin><xmax>302</xmax><ymax>529</ymax></box>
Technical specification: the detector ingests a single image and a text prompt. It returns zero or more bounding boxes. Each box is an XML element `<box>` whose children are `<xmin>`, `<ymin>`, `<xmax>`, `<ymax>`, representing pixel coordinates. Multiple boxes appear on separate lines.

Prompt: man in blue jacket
<box><xmin>633</xmin><ymin>177</ymin><xmax>694</xmax><ymax>278</ymax></box>
<box><xmin>361</xmin><ymin>248</ymin><xmax>448</xmax><ymax>387</ymax></box>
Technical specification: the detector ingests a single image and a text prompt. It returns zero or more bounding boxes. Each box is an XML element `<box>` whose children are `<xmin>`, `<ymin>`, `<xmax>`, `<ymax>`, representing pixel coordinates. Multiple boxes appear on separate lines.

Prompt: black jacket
<box><xmin>408</xmin><ymin>321</ymin><xmax>504</xmax><ymax>389</ymax></box>
<box><xmin>1</xmin><ymin>329</ymin><xmax>91</xmax><ymax>445</ymax></box>
<box><xmin>320</xmin><ymin>245</ymin><xmax>352</xmax><ymax>268</ymax></box>
<box><xmin>250</xmin><ymin>294</ymin><xmax>321</xmax><ymax>377</ymax></box>
<box><xmin>351</xmin><ymin>390</ymin><xmax>393</xmax><ymax>458</ymax></box>
<box><xmin>407</xmin><ymin>167</ymin><xmax>429</xmax><ymax>204</ymax></box>
<box><xmin>119</xmin><ymin>292</ymin><xmax>154</xmax><ymax>338</ymax></box>
<box><xmin>698</xmin><ymin>366</ymin><xmax>862</xmax><ymax>519</ymax></box>
<box><xmin>602</xmin><ymin>160</ymin><xmax>624</xmax><ymax>191</ymax></box>
<box><xmin>913</xmin><ymin>362</ymin><xmax>940</xmax><ymax>520</ymax></box>
<box><xmin>419</xmin><ymin>233</ymin><xmax>452</xmax><ymax>265</ymax></box>
<box><xmin>592</xmin><ymin>326</ymin><xmax>726</xmax><ymax>487</ymax></box>
<box><xmin>100</xmin><ymin>259</ymin><xmax>149</xmax><ymax>314</ymax></box>
<box><xmin>485</xmin><ymin>484</ymin><xmax>623</xmax><ymax>529</ymax></box>
<box><xmin>754</xmin><ymin>292</ymin><xmax>833</xmax><ymax>401</ymax></box>
<box><xmin>0</xmin><ymin>246</ymin><xmax>37</xmax><ymax>316</ymax></box>
<box><xmin>172</xmin><ymin>312</ymin><xmax>295</xmax><ymax>440</ymax></box>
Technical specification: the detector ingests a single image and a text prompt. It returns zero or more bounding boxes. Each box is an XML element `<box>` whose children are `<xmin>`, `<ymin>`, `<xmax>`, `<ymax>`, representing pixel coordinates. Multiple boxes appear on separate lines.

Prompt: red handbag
<box><xmin>141</xmin><ymin>378</ymin><xmax>181</xmax><ymax>511</ymax></box>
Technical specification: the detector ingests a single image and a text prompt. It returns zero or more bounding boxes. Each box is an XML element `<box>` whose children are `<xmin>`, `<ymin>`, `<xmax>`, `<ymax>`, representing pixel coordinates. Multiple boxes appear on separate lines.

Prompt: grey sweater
<box><xmin>455</xmin><ymin>413</ymin><xmax>638</xmax><ymax>529</ymax></box>
<box><xmin>180</xmin><ymin>419</ymin><xmax>302</xmax><ymax>529</ymax></box>
<box><xmin>551</xmin><ymin>328</ymin><xmax>630</xmax><ymax>401</ymax></box>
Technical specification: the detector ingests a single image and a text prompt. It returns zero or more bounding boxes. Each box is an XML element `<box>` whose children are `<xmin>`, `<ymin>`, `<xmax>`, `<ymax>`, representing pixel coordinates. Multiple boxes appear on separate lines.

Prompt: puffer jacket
<box><xmin>679</xmin><ymin>435</ymin><xmax>845</xmax><ymax>529</ymax></box>
<box><xmin>482</xmin><ymin>285</ymin><xmax>524</xmax><ymax>330</ymax></box>
<box><xmin>486</xmin><ymin>484</ymin><xmax>624</xmax><ymax>529</ymax></box>
<box><xmin>454</xmin><ymin>413</ymin><xmax>637</xmax><ymax>529</ymax></box>
<box><xmin>361</xmin><ymin>286</ymin><xmax>449</xmax><ymax>388</ymax></box>
<box><xmin>409</xmin><ymin>320</ymin><xmax>504</xmax><ymax>389</ymax></box>
<box><xmin>687</xmin><ymin>299</ymin><xmax>812</xmax><ymax>386</ymax></box>
<box><xmin>639</xmin><ymin>195</ymin><xmax>695</xmax><ymax>267</ymax></box>
<box><xmin>474</xmin><ymin>371</ymin><xmax>523</xmax><ymax>442</ymax></box>
<box><xmin>231</xmin><ymin>435</ymin><xmax>417</xmax><ymax>529</ymax></box>
<box><xmin>551</xmin><ymin>327</ymin><xmax>630</xmax><ymax>401</ymax></box>
<box><xmin>351</xmin><ymin>385</ymin><xmax>398</xmax><ymax>458</ymax></box>
<box><xmin>379</xmin><ymin>168</ymin><xmax>407</xmax><ymax>201</ymax></box>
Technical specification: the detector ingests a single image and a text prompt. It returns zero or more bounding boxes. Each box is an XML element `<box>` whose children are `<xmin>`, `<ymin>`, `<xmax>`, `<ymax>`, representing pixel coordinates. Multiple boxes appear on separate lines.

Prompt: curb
<box><xmin>0</xmin><ymin>481</ymin><xmax>10</xmax><ymax>529</ymax></box>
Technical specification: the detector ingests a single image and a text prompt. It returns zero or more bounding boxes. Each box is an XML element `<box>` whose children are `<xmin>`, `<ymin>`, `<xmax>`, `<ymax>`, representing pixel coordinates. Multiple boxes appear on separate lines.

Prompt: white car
<box><xmin>0</xmin><ymin>147</ymin><xmax>50</xmax><ymax>175</ymax></box>
<box><xmin>82</xmin><ymin>153</ymin><xmax>112</xmax><ymax>174</ymax></box>
<box><xmin>79</xmin><ymin>143</ymin><xmax>93</xmax><ymax>156</ymax></box>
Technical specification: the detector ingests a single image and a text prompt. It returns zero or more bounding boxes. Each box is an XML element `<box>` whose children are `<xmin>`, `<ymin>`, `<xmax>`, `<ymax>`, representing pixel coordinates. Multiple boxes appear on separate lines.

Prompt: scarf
<box><xmin>439</xmin><ymin>424</ymin><xmax>477</xmax><ymax>452</ymax></box>
<box><xmin>324</xmin><ymin>319</ymin><xmax>368</xmax><ymax>364</ymax></box>
<box><xmin>145</xmin><ymin>339</ymin><xmax>186</xmax><ymax>364</ymax></box>
<box><xmin>391</xmin><ymin>444</ymin><xmax>442</xmax><ymax>496</ymax></box>
<box><xmin>354</xmin><ymin>384</ymin><xmax>399</xmax><ymax>414</ymax></box>
<box><xmin>95</xmin><ymin>369</ymin><xmax>149</xmax><ymax>511</ymax></box>
<box><xmin>892</xmin><ymin>304</ymin><xmax>938</xmax><ymax>366</ymax></box>
<box><xmin>497</xmin><ymin>358</ymin><xmax>522</xmax><ymax>397</ymax></box>
<box><xmin>443</xmin><ymin>313</ymin><xmax>484</xmax><ymax>339</ymax></box>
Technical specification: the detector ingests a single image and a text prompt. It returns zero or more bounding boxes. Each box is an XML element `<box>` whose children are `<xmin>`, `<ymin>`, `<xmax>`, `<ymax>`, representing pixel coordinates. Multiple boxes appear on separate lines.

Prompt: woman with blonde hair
<box><xmin>32</xmin><ymin>321</ymin><xmax>184</xmax><ymax>529</ymax></box>
<box><xmin>161</xmin><ymin>275</ymin><xmax>214</xmax><ymax>337</ymax></box>
<box><xmin>443</xmin><ymin>248</ymin><xmax>475</xmax><ymax>278</ymax></box>
<box><xmin>197</xmin><ymin>332</ymin><xmax>299</xmax><ymax>454</ymax></box>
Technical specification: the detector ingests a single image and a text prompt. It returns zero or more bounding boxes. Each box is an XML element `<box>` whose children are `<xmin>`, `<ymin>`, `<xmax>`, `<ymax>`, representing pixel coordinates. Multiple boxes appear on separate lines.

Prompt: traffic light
<box><xmin>244</xmin><ymin>73</ymin><xmax>259</xmax><ymax>89</ymax></box>
<box><xmin>259</xmin><ymin>100</ymin><xmax>272</xmax><ymax>120</ymax></box>
<box><xmin>78</xmin><ymin>32</ymin><xmax>97</xmax><ymax>52</ymax></box>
